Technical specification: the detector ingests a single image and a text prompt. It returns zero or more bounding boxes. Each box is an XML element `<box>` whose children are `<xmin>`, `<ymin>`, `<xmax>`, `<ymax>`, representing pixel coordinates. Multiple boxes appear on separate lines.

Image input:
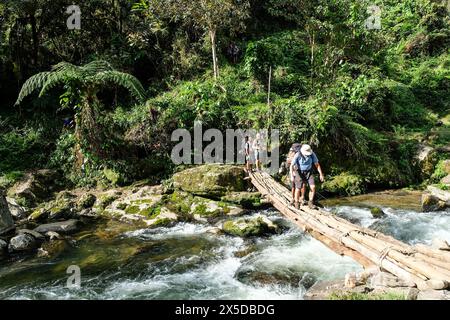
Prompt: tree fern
<box><xmin>92</xmin><ymin>71</ymin><xmax>147</xmax><ymax>102</ymax></box>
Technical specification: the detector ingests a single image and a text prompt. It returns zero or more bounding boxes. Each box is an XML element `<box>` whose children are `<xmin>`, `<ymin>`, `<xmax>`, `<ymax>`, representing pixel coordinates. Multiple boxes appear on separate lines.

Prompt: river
<box><xmin>0</xmin><ymin>191</ymin><xmax>449</xmax><ymax>300</ymax></box>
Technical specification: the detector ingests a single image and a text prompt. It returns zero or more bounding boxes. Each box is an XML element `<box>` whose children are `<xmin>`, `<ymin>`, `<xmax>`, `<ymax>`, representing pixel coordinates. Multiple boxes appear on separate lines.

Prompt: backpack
<box><xmin>286</xmin><ymin>143</ymin><xmax>302</xmax><ymax>166</ymax></box>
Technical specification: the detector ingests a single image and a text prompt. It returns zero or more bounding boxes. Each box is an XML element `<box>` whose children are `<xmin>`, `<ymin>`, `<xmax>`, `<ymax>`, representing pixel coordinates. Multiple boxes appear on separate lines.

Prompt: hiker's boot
<box><xmin>308</xmin><ymin>201</ymin><xmax>317</xmax><ymax>210</ymax></box>
<box><xmin>294</xmin><ymin>201</ymin><xmax>300</xmax><ymax>209</ymax></box>
<box><xmin>300</xmin><ymin>199</ymin><xmax>307</xmax><ymax>207</ymax></box>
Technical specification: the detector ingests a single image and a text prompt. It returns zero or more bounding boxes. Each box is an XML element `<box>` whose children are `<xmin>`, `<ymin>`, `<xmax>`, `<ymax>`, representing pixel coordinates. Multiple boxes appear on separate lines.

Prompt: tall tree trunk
<box><xmin>29</xmin><ymin>14</ymin><xmax>39</xmax><ymax>67</ymax></box>
<box><xmin>209</xmin><ymin>28</ymin><xmax>219</xmax><ymax>79</ymax></box>
<box><xmin>74</xmin><ymin>113</ymin><xmax>84</xmax><ymax>171</ymax></box>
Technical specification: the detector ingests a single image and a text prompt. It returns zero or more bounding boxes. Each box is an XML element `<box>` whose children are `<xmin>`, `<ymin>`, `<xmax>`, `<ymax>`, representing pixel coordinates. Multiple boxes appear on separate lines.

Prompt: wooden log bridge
<box><xmin>249</xmin><ymin>171</ymin><xmax>450</xmax><ymax>291</ymax></box>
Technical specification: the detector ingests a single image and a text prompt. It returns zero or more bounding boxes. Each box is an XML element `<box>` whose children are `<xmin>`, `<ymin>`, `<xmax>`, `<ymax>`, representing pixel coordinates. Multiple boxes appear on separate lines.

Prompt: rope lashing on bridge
<box><xmin>378</xmin><ymin>245</ymin><xmax>394</xmax><ymax>269</ymax></box>
<box><xmin>248</xmin><ymin>170</ymin><xmax>450</xmax><ymax>291</ymax></box>
<box><xmin>338</xmin><ymin>230</ymin><xmax>360</xmax><ymax>245</ymax></box>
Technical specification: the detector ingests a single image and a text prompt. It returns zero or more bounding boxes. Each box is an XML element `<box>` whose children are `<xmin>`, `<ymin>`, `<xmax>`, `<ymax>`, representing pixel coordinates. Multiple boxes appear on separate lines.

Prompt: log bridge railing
<box><xmin>249</xmin><ymin>171</ymin><xmax>450</xmax><ymax>291</ymax></box>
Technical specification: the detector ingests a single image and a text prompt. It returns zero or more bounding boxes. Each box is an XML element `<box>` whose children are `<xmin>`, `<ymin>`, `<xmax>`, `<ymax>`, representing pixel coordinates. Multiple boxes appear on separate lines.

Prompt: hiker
<box><xmin>244</xmin><ymin>136</ymin><xmax>253</xmax><ymax>172</ymax></box>
<box><xmin>290</xmin><ymin>144</ymin><xmax>324</xmax><ymax>209</ymax></box>
<box><xmin>227</xmin><ymin>42</ymin><xmax>240</xmax><ymax>64</ymax></box>
<box><xmin>287</xmin><ymin>143</ymin><xmax>302</xmax><ymax>205</ymax></box>
<box><xmin>252</xmin><ymin>133</ymin><xmax>262</xmax><ymax>171</ymax></box>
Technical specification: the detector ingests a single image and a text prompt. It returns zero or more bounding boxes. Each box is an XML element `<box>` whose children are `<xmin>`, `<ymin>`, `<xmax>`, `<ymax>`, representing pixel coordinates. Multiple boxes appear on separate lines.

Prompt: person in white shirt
<box><xmin>252</xmin><ymin>133</ymin><xmax>262</xmax><ymax>171</ymax></box>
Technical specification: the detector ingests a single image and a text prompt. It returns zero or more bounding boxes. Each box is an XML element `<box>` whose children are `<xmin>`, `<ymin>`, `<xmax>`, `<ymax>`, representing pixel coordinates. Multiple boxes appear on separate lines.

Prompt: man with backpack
<box><xmin>290</xmin><ymin>144</ymin><xmax>325</xmax><ymax>209</ymax></box>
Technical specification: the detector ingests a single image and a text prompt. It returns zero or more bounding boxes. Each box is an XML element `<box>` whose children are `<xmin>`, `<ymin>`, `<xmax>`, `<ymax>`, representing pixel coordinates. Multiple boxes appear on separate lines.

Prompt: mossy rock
<box><xmin>151</xmin><ymin>217</ymin><xmax>172</xmax><ymax>228</ymax></box>
<box><xmin>29</xmin><ymin>207</ymin><xmax>49</xmax><ymax>222</ymax></box>
<box><xmin>222</xmin><ymin>216</ymin><xmax>279</xmax><ymax>238</ymax></box>
<box><xmin>321</xmin><ymin>173</ymin><xmax>366</xmax><ymax>196</ymax></box>
<box><xmin>421</xmin><ymin>193</ymin><xmax>446</xmax><ymax>212</ymax></box>
<box><xmin>221</xmin><ymin>192</ymin><xmax>262</xmax><ymax>209</ymax></box>
<box><xmin>7</xmin><ymin>170</ymin><xmax>61</xmax><ymax>207</ymax></box>
<box><xmin>40</xmin><ymin>240</ymin><xmax>70</xmax><ymax>258</ymax></box>
<box><xmin>46</xmin><ymin>198</ymin><xmax>74</xmax><ymax>220</ymax></box>
<box><xmin>370</xmin><ymin>207</ymin><xmax>385</xmax><ymax>218</ymax></box>
<box><xmin>163</xmin><ymin>191</ymin><xmax>242</xmax><ymax>220</ymax></box>
<box><xmin>77</xmin><ymin>193</ymin><xmax>96</xmax><ymax>209</ymax></box>
<box><xmin>173</xmin><ymin>164</ymin><xmax>246</xmax><ymax>198</ymax></box>
<box><xmin>163</xmin><ymin>191</ymin><xmax>195</xmax><ymax>218</ymax></box>
<box><xmin>96</xmin><ymin>194</ymin><xmax>119</xmax><ymax>210</ymax></box>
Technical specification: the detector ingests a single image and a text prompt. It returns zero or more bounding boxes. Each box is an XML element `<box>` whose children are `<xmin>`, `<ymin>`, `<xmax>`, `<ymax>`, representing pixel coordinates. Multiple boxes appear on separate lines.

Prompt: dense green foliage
<box><xmin>0</xmin><ymin>0</ymin><xmax>449</xmax><ymax>193</ymax></box>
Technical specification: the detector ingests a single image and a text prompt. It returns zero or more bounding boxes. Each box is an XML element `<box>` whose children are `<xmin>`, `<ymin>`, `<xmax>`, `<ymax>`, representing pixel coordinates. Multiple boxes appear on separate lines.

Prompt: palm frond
<box><xmin>15</xmin><ymin>72</ymin><xmax>51</xmax><ymax>105</ymax></box>
<box><xmin>92</xmin><ymin>71</ymin><xmax>147</xmax><ymax>102</ymax></box>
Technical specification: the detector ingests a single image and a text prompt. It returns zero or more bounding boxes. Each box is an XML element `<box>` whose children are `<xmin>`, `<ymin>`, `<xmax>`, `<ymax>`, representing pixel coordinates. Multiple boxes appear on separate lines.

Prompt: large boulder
<box><xmin>7</xmin><ymin>170</ymin><xmax>60</xmax><ymax>207</ymax></box>
<box><xmin>8</xmin><ymin>233</ymin><xmax>37</xmax><ymax>252</ymax></box>
<box><xmin>415</xmin><ymin>144</ymin><xmax>438</xmax><ymax>179</ymax></box>
<box><xmin>173</xmin><ymin>164</ymin><xmax>246</xmax><ymax>197</ymax></box>
<box><xmin>427</xmin><ymin>185</ymin><xmax>450</xmax><ymax>205</ymax></box>
<box><xmin>0</xmin><ymin>191</ymin><xmax>15</xmax><ymax>235</ymax></box>
<box><xmin>421</xmin><ymin>193</ymin><xmax>446</xmax><ymax>212</ymax></box>
<box><xmin>222</xmin><ymin>215</ymin><xmax>279</xmax><ymax>237</ymax></box>
<box><xmin>28</xmin><ymin>197</ymin><xmax>76</xmax><ymax>222</ymax></box>
<box><xmin>34</xmin><ymin>219</ymin><xmax>80</xmax><ymax>235</ymax></box>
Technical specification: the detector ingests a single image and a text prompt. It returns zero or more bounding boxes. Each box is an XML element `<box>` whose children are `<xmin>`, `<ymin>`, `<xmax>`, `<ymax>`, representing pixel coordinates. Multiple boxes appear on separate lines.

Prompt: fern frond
<box><xmin>51</xmin><ymin>62</ymin><xmax>78</xmax><ymax>73</ymax></box>
<box><xmin>15</xmin><ymin>72</ymin><xmax>51</xmax><ymax>105</ymax></box>
<box><xmin>81</xmin><ymin>60</ymin><xmax>114</xmax><ymax>77</ymax></box>
<box><xmin>92</xmin><ymin>71</ymin><xmax>147</xmax><ymax>102</ymax></box>
<box><xmin>39</xmin><ymin>70</ymin><xmax>81</xmax><ymax>98</ymax></box>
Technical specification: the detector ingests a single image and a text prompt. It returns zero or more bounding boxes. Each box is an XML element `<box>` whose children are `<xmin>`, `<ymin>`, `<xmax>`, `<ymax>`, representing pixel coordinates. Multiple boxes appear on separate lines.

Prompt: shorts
<box><xmin>293</xmin><ymin>173</ymin><xmax>315</xmax><ymax>189</ymax></box>
<box><xmin>254</xmin><ymin>150</ymin><xmax>260</xmax><ymax>161</ymax></box>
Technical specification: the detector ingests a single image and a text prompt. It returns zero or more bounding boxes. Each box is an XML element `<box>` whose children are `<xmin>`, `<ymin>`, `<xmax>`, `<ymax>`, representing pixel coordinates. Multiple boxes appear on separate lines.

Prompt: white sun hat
<box><xmin>301</xmin><ymin>144</ymin><xmax>313</xmax><ymax>156</ymax></box>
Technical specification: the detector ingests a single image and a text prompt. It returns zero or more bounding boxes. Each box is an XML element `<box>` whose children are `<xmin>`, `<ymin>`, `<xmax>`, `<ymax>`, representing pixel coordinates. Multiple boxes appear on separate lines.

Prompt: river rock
<box><xmin>173</xmin><ymin>164</ymin><xmax>246</xmax><ymax>197</ymax></box>
<box><xmin>421</xmin><ymin>193</ymin><xmax>446</xmax><ymax>212</ymax></box>
<box><xmin>8</xmin><ymin>233</ymin><xmax>37</xmax><ymax>252</ymax></box>
<box><xmin>17</xmin><ymin>229</ymin><xmax>45</xmax><ymax>241</ymax></box>
<box><xmin>369</xmin><ymin>271</ymin><xmax>415</xmax><ymax>288</ymax></box>
<box><xmin>45</xmin><ymin>231</ymin><xmax>62</xmax><ymax>240</ymax></box>
<box><xmin>34</xmin><ymin>219</ymin><xmax>80</xmax><ymax>235</ymax></box>
<box><xmin>6</xmin><ymin>197</ymin><xmax>28</xmax><ymax>220</ymax></box>
<box><xmin>441</xmin><ymin>175</ymin><xmax>450</xmax><ymax>185</ymax></box>
<box><xmin>427</xmin><ymin>185</ymin><xmax>450</xmax><ymax>204</ymax></box>
<box><xmin>0</xmin><ymin>191</ymin><xmax>15</xmax><ymax>235</ymax></box>
<box><xmin>304</xmin><ymin>280</ymin><xmax>369</xmax><ymax>300</ymax></box>
<box><xmin>220</xmin><ymin>192</ymin><xmax>262</xmax><ymax>209</ymax></box>
<box><xmin>417</xmin><ymin>290</ymin><xmax>450</xmax><ymax>300</ymax></box>
<box><xmin>415</xmin><ymin>144</ymin><xmax>437</xmax><ymax>178</ymax></box>
<box><xmin>222</xmin><ymin>215</ymin><xmax>279</xmax><ymax>237</ymax></box>
<box><xmin>0</xmin><ymin>239</ymin><xmax>7</xmax><ymax>255</ymax></box>
<box><xmin>39</xmin><ymin>239</ymin><xmax>70</xmax><ymax>258</ymax></box>
<box><xmin>370</xmin><ymin>207</ymin><xmax>385</xmax><ymax>218</ymax></box>
<box><xmin>77</xmin><ymin>193</ymin><xmax>97</xmax><ymax>209</ymax></box>
<box><xmin>7</xmin><ymin>169</ymin><xmax>60</xmax><ymax>207</ymax></box>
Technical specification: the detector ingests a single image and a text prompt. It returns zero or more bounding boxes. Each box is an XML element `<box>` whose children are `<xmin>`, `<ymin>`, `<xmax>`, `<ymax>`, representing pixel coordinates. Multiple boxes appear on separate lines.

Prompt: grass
<box><xmin>329</xmin><ymin>291</ymin><xmax>407</xmax><ymax>300</ymax></box>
